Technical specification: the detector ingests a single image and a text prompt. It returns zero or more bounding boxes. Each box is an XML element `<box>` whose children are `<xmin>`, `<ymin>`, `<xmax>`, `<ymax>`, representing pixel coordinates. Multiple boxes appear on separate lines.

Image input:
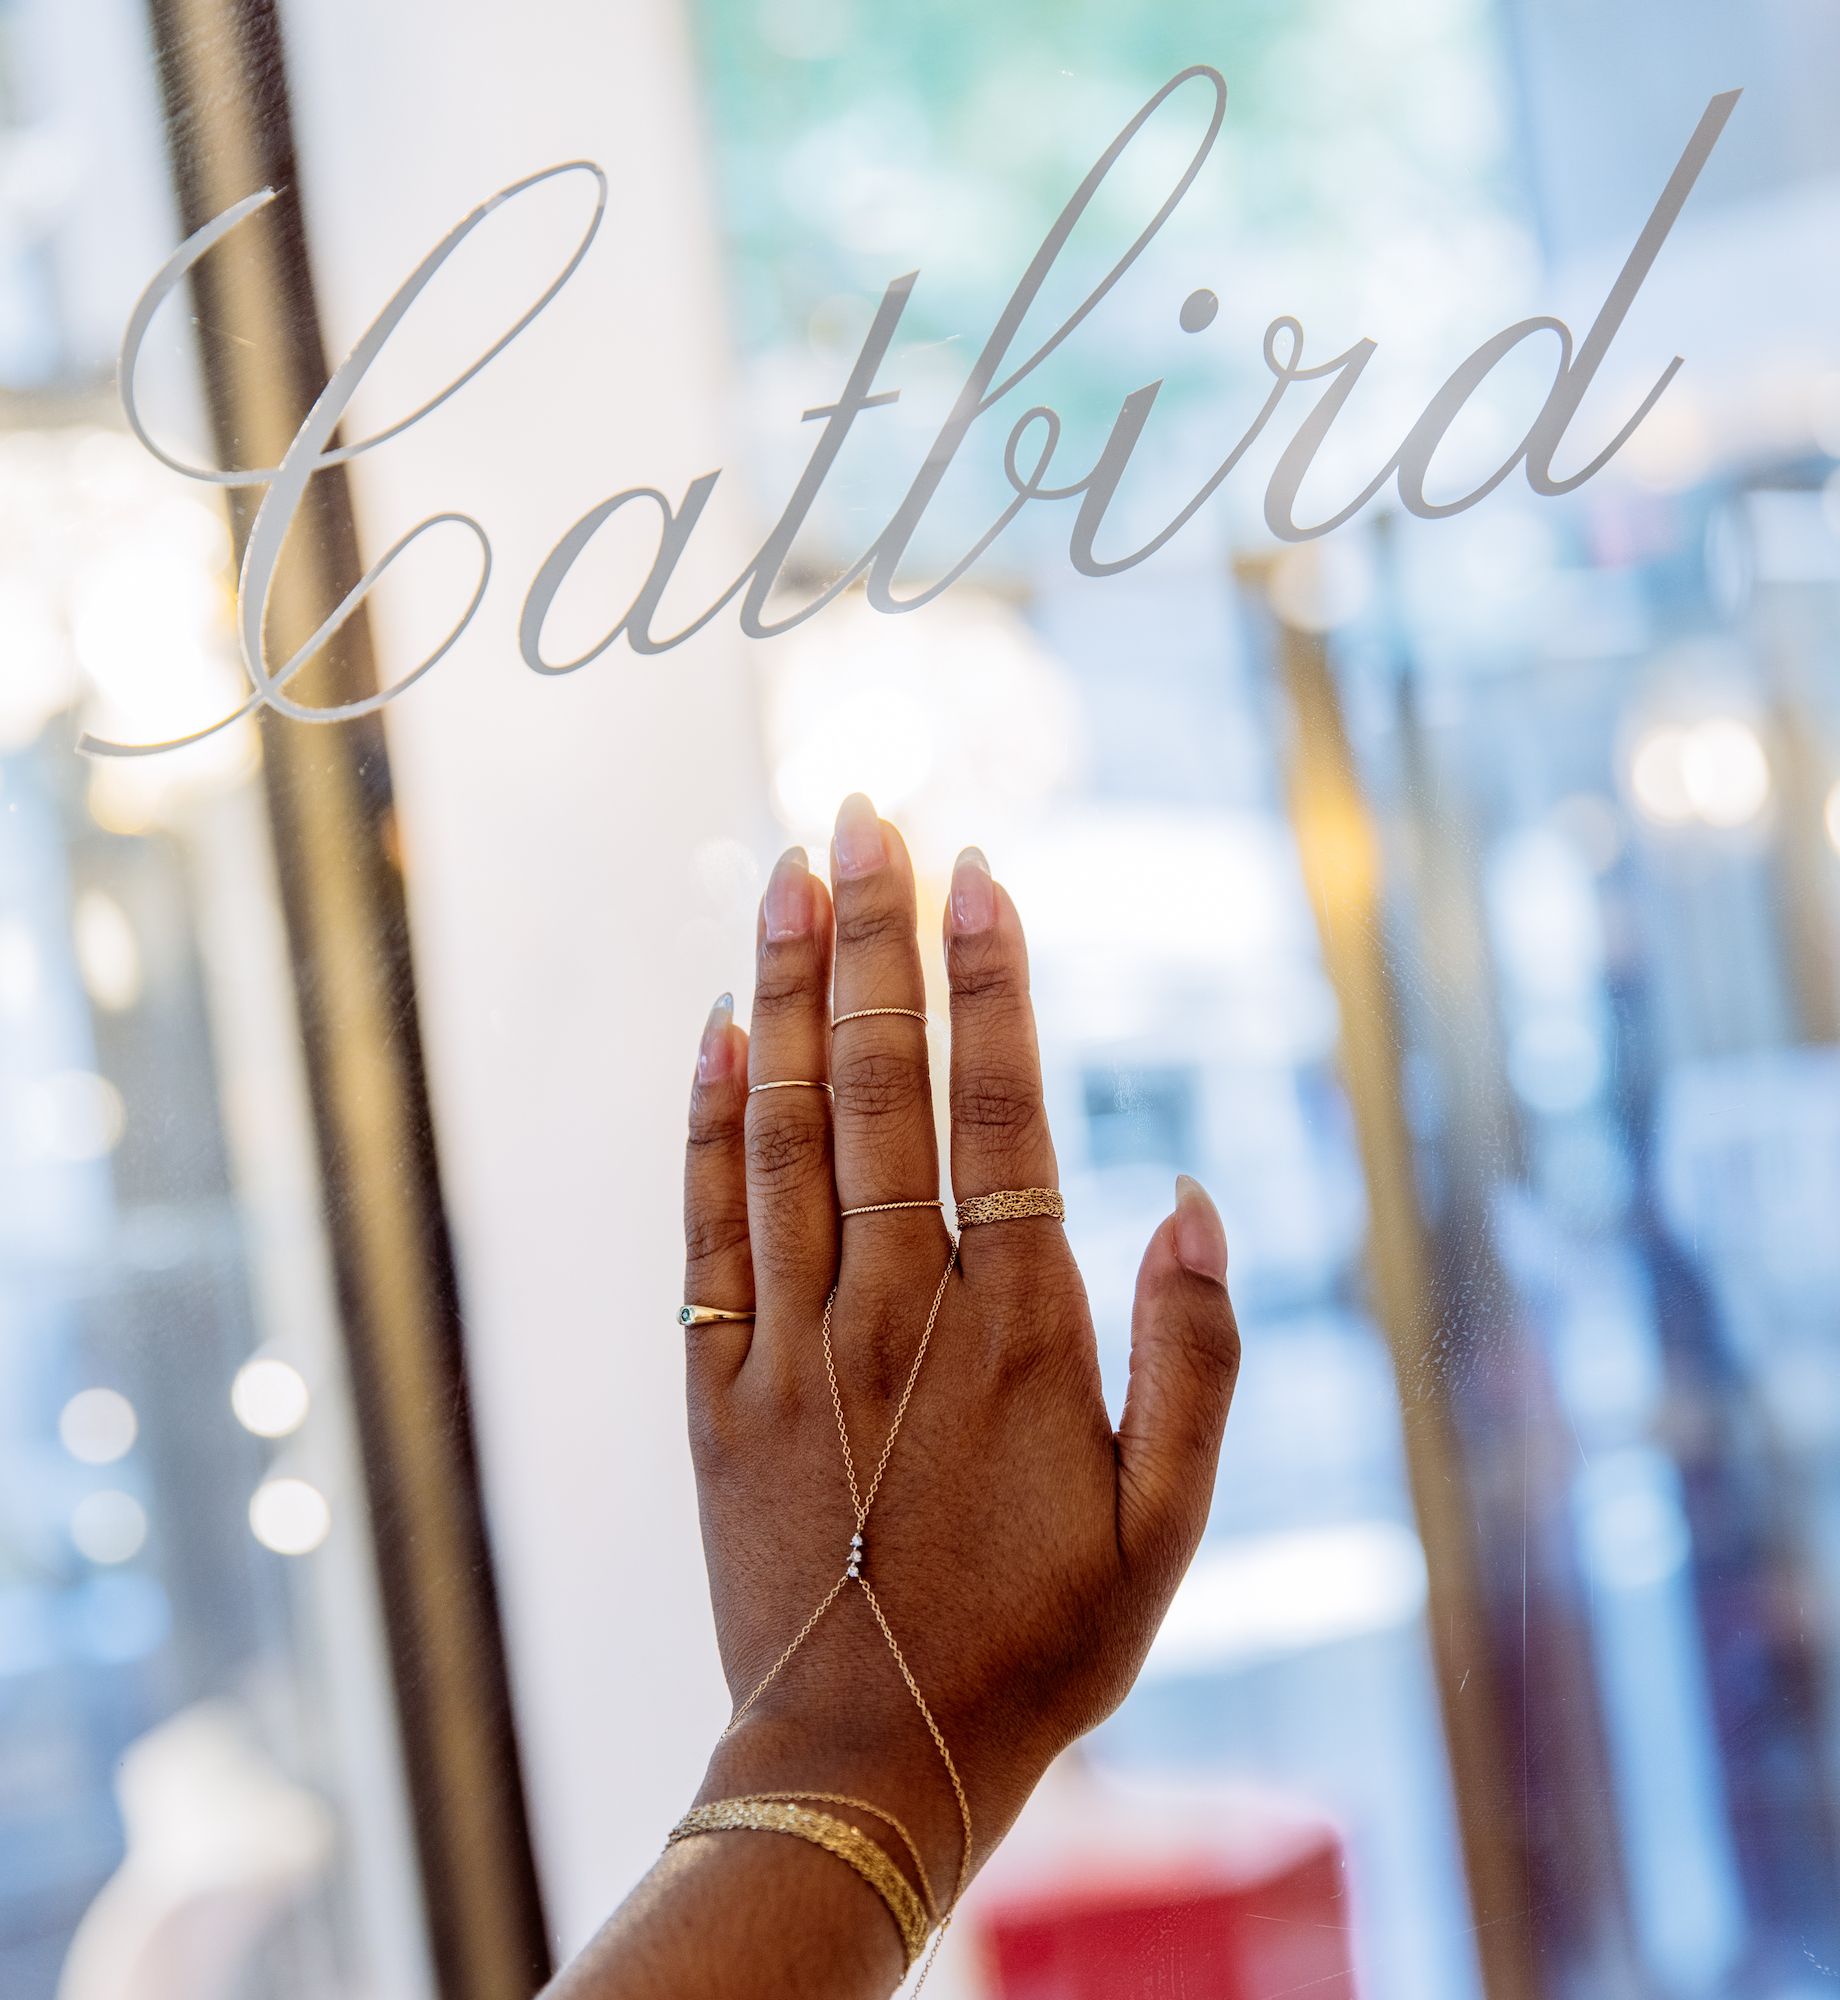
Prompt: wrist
<box><xmin>696</xmin><ymin>1700</ymin><xmax>971</xmax><ymax>1917</ymax></box>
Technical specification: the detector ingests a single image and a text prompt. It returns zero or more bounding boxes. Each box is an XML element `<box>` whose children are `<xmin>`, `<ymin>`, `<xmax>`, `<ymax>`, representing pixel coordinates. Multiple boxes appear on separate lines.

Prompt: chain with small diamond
<box><xmin>712</xmin><ymin>1241</ymin><xmax>966</xmax><ymax>1989</ymax></box>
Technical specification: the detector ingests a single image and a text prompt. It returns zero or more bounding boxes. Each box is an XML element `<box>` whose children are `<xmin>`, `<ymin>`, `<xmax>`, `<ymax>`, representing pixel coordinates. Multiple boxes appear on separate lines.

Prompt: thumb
<box><xmin>1115</xmin><ymin>1174</ymin><xmax>1241</xmax><ymax>1579</ymax></box>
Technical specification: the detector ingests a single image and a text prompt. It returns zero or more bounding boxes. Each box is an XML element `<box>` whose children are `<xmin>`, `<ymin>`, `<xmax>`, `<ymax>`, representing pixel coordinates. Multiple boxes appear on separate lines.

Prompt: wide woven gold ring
<box><xmin>678</xmin><ymin>1304</ymin><xmax>756</xmax><ymax>1328</ymax></box>
<box><xmin>955</xmin><ymin>1187</ymin><xmax>1065</xmax><ymax>1227</ymax></box>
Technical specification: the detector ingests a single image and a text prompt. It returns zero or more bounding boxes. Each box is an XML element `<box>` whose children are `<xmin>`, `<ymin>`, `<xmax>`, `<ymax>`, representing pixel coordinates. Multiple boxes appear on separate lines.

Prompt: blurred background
<box><xmin>4</xmin><ymin>1</ymin><xmax>1840</xmax><ymax>1997</ymax></box>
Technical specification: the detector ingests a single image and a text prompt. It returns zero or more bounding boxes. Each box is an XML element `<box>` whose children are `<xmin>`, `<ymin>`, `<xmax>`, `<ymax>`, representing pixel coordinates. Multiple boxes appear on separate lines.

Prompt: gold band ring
<box><xmin>679</xmin><ymin>1304</ymin><xmax>756</xmax><ymax>1328</ymax></box>
<box><xmin>841</xmin><ymin>1199</ymin><xmax>945</xmax><ymax>1218</ymax></box>
<box><xmin>833</xmin><ymin>1007</ymin><xmax>927</xmax><ymax>1027</ymax></box>
<box><xmin>748</xmin><ymin>1079</ymin><xmax>834</xmax><ymax>1095</ymax></box>
<box><xmin>956</xmin><ymin>1188</ymin><xmax>1065</xmax><ymax>1227</ymax></box>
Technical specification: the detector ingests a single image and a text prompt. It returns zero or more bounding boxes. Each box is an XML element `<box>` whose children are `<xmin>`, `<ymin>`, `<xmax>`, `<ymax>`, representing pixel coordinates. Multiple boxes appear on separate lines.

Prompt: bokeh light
<box><xmin>58</xmin><ymin>1388</ymin><xmax>138</xmax><ymax>1466</ymax></box>
<box><xmin>73</xmin><ymin>890</ymin><xmax>143</xmax><ymax>1011</ymax></box>
<box><xmin>70</xmin><ymin>1490</ymin><xmax>148</xmax><ymax>1566</ymax></box>
<box><xmin>231</xmin><ymin>1358</ymin><xmax>312</xmax><ymax>1439</ymax></box>
<box><xmin>1630</xmin><ymin>727</ymin><xmax>1694</xmax><ymax>825</ymax></box>
<box><xmin>21</xmin><ymin>1070</ymin><xmax>126</xmax><ymax>1163</ymax></box>
<box><xmin>249</xmin><ymin>1477</ymin><xmax>332</xmax><ymax>1556</ymax></box>
<box><xmin>1680</xmin><ymin>717</ymin><xmax>1771</xmax><ymax>828</ymax></box>
<box><xmin>1631</xmin><ymin>718</ymin><xmax>1771</xmax><ymax>829</ymax></box>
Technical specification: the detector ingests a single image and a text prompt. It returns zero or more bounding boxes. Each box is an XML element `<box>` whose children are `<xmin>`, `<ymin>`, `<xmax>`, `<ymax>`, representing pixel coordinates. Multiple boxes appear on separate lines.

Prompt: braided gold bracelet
<box><xmin>668</xmin><ymin>1798</ymin><xmax>931</xmax><ymax>1968</ymax></box>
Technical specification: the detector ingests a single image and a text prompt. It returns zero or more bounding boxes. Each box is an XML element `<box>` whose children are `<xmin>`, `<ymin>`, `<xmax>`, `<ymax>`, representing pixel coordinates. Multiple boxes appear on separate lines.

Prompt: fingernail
<box><xmin>1173</xmin><ymin>1173</ymin><xmax>1228</xmax><ymax>1282</ymax></box>
<box><xmin>765</xmin><ymin>847</ymin><xmax>811</xmax><ymax>940</ymax></box>
<box><xmin>697</xmin><ymin>993</ymin><xmax>734</xmax><ymax>1081</ymax></box>
<box><xmin>833</xmin><ymin>792</ymin><xmax>886</xmax><ymax>879</ymax></box>
<box><xmin>951</xmin><ymin>846</ymin><xmax>995</xmax><ymax>933</ymax></box>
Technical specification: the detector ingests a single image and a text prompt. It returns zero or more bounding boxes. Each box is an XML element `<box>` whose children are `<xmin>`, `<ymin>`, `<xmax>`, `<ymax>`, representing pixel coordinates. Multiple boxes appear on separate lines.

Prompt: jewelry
<box><xmin>747</xmin><ymin>1079</ymin><xmax>834</xmax><ymax>1095</ymax></box>
<box><xmin>956</xmin><ymin>1187</ymin><xmax>1065</xmax><ymax>1227</ymax></box>
<box><xmin>677</xmin><ymin>1304</ymin><xmax>755</xmax><ymax>1328</ymax></box>
<box><xmin>744</xmin><ymin>1791</ymin><xmax>937</xmax><ymax>1921</ymax></box>
<box><xmin>840</xmin><ymin>1198</ymin><xmax>944</xmax><ymax>1218</ymax></box>
<box><xmin>669</xmin><ymin>1799</ymin><xmax>930</xmax><ymax>1968</ymax></box>
<box><xmin>711</xmin><ymin>1244</ymin><xmax>972</xmax><ymax>1989</ymax></box>
<box><xmin>833</xmin><ymin>1007</ymin><xmax>927</xmax><ymax>1028</ymax></box>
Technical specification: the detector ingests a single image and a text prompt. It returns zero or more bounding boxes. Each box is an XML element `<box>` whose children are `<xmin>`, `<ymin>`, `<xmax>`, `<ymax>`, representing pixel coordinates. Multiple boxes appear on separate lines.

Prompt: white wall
<box><xmin>274</xmin><ymin>0</ymin><xmax>773</xmax><ymax>1955</ymax></box>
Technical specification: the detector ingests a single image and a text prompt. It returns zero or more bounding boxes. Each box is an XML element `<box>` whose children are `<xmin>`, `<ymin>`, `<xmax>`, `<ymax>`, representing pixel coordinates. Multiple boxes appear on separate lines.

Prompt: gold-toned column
<box><xmin>142</xmin><ymin>5</ymin><xmax>550</xmax><ymax>1995</ymax></box>
<box><xmin>1244</xmin><ymin>558</ymin><xmax>1539</xmax><ymax>2000</ymax></box>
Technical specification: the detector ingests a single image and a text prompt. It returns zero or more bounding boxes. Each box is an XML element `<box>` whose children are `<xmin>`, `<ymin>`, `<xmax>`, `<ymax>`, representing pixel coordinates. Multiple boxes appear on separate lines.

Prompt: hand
<box><xmin>680</xmin><ymin>795</ymin><xmax>1241</xmax><ymax>1911</ymax></box>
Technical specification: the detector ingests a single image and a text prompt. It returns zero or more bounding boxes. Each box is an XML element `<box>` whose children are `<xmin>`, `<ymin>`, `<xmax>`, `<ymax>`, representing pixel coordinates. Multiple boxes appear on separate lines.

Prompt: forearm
<box><xmin>545</xmin><ymin>1706</ymin><xmax>965</xmax><ymax>2000</ymax></box>
<box><xmin>548</xmin><ymin>1826</ymin><xmax>904</xmax><ymax>2000</ymax></box>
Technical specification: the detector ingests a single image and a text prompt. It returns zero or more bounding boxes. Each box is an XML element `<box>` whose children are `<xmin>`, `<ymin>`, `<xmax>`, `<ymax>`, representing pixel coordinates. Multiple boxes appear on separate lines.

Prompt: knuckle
<box><xmin>751</xmin><ymin>1228</ymin><xmax>825</xmax><ymax>1293</ymax></box>
<box><xmin>948</xmin><ymin>932</ymin><xmax>1023</xmax><ymax>1006</ymax></box>
<box><xmin>750</xmin><ymin>960</ymin><xmax>817</xmax><ymax>1020</ymax></box>
<box><xmin>1120</xmin><ymin>1487</ymin><xmax>1198</xmax><ymax>1595</ymax></box>
<box><xmin>980</xmin><ymin>1262</ymin><xmax>1086</xmax><ymax>1364</ymax></box>
<box><xmin>745</xmin><ymin>1109</ymin><xmax>831</xmax><ymax>1192</ymax></box>
<box><xmin>1164</xmin><ymin>1293</ymin><xmax>1242</xmax><ymax>1390</ymax></box>
<box><xmin>686</xmin><ymin>1096</ymin><xmax>744</xmax><ymax>1152</ymax></box>
<box><xmin>833</xmin><ymin>899</ymin><xmax>913</xmax><ymax>958</ymax></box>
<box><xmin>952</xmin><ymin>1061</ymin><xmax>1044</xmax><ymax>1138</ymax></box>
<box><xmin>833</xmin><ymin>1045</ymin><xmax>929</xmax><ymax>1124</ymax></box>
<box><xmin>751</xmin><ymin>1347</ymin><xmax>815</xmax><ymax>1428</ymax></box>
<box><xmin>683</xmin><ymin>1198</ymin><xmax>751</xmax><ymax>1274</ymax></box>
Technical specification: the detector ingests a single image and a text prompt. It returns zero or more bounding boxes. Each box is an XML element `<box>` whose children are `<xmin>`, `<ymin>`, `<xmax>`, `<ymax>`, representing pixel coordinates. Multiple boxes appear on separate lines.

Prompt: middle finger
<box><xmin>828</xmin><ymin>794</ymin><xmax>947</xmax><ymax>1258</ymax></box>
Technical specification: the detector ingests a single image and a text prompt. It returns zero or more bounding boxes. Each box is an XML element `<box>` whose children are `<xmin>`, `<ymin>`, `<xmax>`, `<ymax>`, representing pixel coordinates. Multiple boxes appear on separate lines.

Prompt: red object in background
<box><xmin>979</xmin><ymin>1818</ymin><xmax>1354</xmax><ymax>2000</ymax></box>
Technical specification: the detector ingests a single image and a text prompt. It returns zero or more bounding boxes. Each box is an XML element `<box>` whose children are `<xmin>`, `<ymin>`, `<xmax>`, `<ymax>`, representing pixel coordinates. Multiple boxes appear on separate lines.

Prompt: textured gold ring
<box><xmin>833</xmin><ymin>1007</ymin><xmax>927</xmax><ymax>1028</ymax></box>
<box><xmin>748</xmin><ymin>1079</ymin><xmax>834</xmax><ymax>1095</ymax></box>
<box><xmin>841</xmin><ymin>1199</ymin><xmax>944</xmax><ymax>1218</ymax></box>
<box><xmin>956</xmin><ymin>1188</ymin><xmax>1065</xmax><ymax>1227</ymax></box>
<box><xmin>678</xmin><ymin>1304</ymin><xmax>756</xmax><ymax>1328</ymax></box>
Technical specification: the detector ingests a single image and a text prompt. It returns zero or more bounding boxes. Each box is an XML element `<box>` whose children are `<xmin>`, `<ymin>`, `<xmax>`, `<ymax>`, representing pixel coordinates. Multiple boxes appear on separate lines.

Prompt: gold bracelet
<box><xmin>668</xmin><ymin>1798</ymin><xmax>931</xmax><ymax>1968</ymax></box>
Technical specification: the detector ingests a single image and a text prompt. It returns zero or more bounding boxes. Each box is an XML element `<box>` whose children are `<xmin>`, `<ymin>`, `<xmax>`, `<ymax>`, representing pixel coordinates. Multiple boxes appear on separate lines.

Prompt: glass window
<box><xmin>0</xmin><ymin>6</ymin><xmax>435</xmax><ymax>1996</ymax></box>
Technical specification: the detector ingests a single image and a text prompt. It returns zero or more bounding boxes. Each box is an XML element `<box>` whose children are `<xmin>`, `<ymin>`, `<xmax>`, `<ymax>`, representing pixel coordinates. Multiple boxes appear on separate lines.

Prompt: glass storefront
<box><xmin>4</xmin><ymin>2</ymin><xmax>1840</xmax><ymax>1996</ymax></box>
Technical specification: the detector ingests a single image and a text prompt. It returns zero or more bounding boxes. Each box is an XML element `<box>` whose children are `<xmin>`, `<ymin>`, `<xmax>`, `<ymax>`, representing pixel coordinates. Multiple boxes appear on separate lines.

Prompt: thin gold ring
<box><xmin>833</xmin><ymin>1007</ymin><xmax>927</xmax><ymax>1028</ymax></box>
<box><xmin>956</xmin><ymin>1188</ymin><xmax>1065</xmax><ymax>1227</ymax></box>
<box><xmin>748</xmin><ymin>1079</ymin><xmax>834</xmax><ymax>1095</ymax></box>
<box><xmin>678</xmin><ymin>1304</ymin><xmax>756</xmax><ymax>1328</ymax></box>
<box><xmin>841</xmin><ymin>1199</ymin><xmax>945</xmax><ymax>1218</ymax></box>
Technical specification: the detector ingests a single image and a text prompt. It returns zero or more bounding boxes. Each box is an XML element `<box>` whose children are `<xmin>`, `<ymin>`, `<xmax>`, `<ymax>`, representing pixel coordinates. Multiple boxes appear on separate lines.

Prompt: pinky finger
<box><xmin>683</xmin><ymin>993</ymin><xmax>755</xmax><ymax>1390</ymax></box>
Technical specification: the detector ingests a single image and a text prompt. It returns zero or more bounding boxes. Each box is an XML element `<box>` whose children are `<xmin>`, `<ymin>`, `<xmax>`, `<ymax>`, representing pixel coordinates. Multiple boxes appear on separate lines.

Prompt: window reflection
<box><xmin>689</xmin><ymin>3</ymin><xmax>1840</xmax><ymax>1995</ymax></box>
<box><xmin>0</xmin><ymin>7</ymin><xmax>429</xmax><ymax>1995</ymax></box>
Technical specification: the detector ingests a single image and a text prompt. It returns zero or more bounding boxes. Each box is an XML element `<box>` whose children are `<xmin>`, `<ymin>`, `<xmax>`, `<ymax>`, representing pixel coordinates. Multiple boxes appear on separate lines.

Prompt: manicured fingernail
<box><xmin>697</xmin><ymin>993</ymin><xmax>734</xmax><ymax>1081</ymax></box>
<box><xmin>833</xmin><ymin>793</ymin><xmax>886</xmax><ymax>879</ymax></box>
<box><xmin>765</xmin><ymin>847</ymin><xmax>811</xmax><ymax>940</ymax></box>
<box><xmin>1173</xmin><ymin>1173</ymin><xmax>1228</xmax><ymax>1281</ymax></box>
<box><xmin>951</xmin><ymin>846</ymin><xmax>995</xmax><ymax>933</ymax></box>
